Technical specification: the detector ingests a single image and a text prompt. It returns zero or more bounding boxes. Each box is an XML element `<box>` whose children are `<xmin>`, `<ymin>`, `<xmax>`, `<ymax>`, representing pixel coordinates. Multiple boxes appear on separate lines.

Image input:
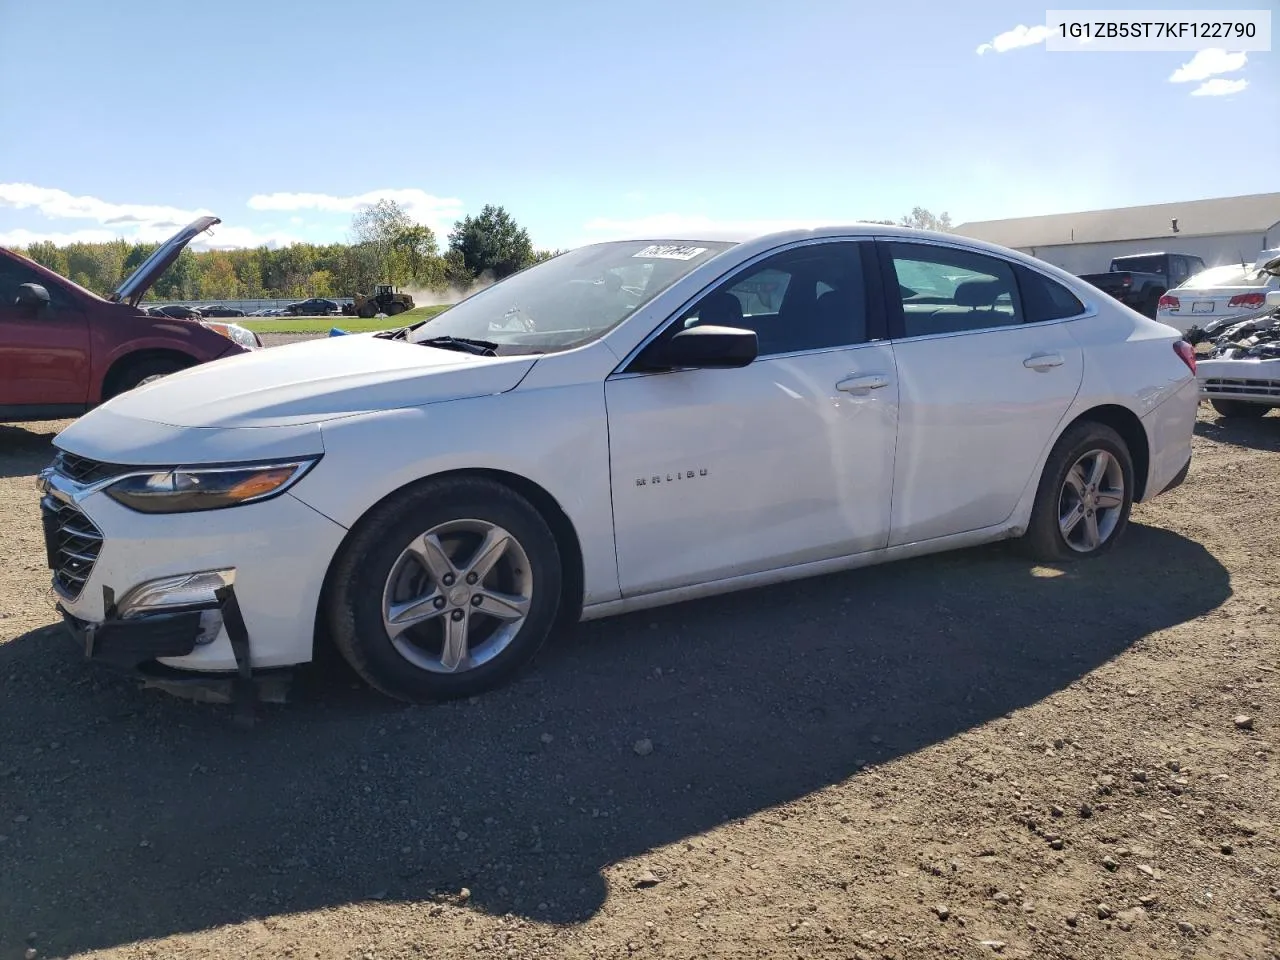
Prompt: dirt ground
<box><xmin>1</xmin><ymin>402</ymin><xmax>1277</xmax><ymax>960</ymax></box>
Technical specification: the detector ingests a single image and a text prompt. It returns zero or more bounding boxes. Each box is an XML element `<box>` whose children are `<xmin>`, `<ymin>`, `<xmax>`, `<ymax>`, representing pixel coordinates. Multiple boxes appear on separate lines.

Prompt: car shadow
<box><xmin>0</xmin><ymin>524</ymin><xmax>1229</xmax><ymax>956</ymax></box>
<box><xmin>1194</xmin><ymin>412</ymin><xmax>1280</xmax><ymax>451</ymax></box>
<box><xmin>0</xmin><ymin>423</ymin><xmax>62</xmax><ymax>480</ymax></box>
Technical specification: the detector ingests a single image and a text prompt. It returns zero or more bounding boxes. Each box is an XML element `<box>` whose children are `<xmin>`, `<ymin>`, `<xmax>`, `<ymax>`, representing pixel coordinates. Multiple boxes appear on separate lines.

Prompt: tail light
<box><xmin>1158</xmin><ymin>294</ymin><xmax>1180</xmax><ymax>312</ymax></box>
<box><xmin>1121</xmin><ymin>275</ymin><xmax>1132</xmax><ymax>287</ymax></box>
<box><xmin>1227</xmin><ymin>292</ymin><xmax>1265</xmax><ymax>309</ymax></box>
<box><xmin>1173</xmin><ymin>340</ymin><xmax>1196</xmax><ymax>375</ymax></box>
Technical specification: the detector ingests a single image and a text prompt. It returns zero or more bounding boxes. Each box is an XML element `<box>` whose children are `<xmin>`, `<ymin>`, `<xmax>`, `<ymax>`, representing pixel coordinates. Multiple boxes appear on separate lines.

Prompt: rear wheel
<box><xmin>1211</xmin><ymin>399</ymin><xmax>1270</xmax><ymax>419</ymax></box>
<box><xmin>386</xmin><ymin>302</ymin><xmax>406</xmax><ymax>317</ymax></box>
<box><xmin>1019</xmin><ymin>421</ymin><xmax>1134</xmax><ymax>562</ymax></box>
<box><xmin>323</xmin><ymin>476</ymin><xmax>563</xmax><ymax>702</ymax></box>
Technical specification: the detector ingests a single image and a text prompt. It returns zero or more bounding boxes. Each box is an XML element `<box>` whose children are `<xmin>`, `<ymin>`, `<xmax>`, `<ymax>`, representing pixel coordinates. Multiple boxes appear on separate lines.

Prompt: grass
<box><xmin>239</xmin><ymin>303</ymin><xmax>452</xmax><ymax>334</ymax></box>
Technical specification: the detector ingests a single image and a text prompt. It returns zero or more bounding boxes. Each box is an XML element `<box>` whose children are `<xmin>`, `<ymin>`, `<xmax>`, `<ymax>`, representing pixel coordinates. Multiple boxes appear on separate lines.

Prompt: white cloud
<box><xmin>0</xmin><ymin>182</ymin><xmax>210</xmax><ymax>227</ymax></box>
<box><xmin>247</xmin><ymin>188</ymin><xmax>464</xmax><ymax>232</ymax></box>
<box><xmin>1169</xmin><ymin>48</ymin><xmax>1248</xmax><ymax>82</ymax></box>
<box><xmin>1191</xmin><ymin>77</ymin><xmax>1249</xmax><ymax>97</ymax></box>
<box><xmin>975</xmin><ymin>24</ymin><xmax>1049</xmax><ymax>56</ymax></box>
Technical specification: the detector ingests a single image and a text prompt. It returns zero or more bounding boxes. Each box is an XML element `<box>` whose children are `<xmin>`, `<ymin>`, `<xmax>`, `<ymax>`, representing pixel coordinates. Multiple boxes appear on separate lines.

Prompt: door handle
<box><xmin>835</xmin><ymin>374</ymin><xmax>889</xmax><ymax>393</ymax></box>
<box><xmin>1023</xmin><ymin>353</ymin><xmax>1065</xmax><ymax>371</ymax></box>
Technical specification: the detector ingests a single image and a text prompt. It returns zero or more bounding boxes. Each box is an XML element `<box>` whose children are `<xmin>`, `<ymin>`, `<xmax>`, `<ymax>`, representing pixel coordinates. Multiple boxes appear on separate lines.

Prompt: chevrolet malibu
<box><xmin>38</xmin><ymin>225</ymin><xmax>1199</xmax><ymax>703</ymax></box>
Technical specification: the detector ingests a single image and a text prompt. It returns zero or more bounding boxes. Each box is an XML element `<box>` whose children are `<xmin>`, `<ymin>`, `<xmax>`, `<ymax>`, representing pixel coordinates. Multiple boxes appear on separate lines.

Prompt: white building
<box><xmin>954</xmin><ymin>193</ymin><xmax>1280</xmax><ymax>276</ymax></box>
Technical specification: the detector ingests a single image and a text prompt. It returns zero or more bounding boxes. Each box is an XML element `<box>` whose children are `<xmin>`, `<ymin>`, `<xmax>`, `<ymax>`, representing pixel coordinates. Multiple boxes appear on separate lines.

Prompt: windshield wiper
<box><xmin>417</xmin><ymin>335</ymin><xmax>499</xmax><ymax>356</ymax></box>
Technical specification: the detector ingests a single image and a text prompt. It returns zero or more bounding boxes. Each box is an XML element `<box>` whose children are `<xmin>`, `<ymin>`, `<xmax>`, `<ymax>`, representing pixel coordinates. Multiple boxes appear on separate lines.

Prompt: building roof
<box><xmin>954</xmin><ymin>193</ymin><xmax>1280</xmax><ymax>249</ymax></box>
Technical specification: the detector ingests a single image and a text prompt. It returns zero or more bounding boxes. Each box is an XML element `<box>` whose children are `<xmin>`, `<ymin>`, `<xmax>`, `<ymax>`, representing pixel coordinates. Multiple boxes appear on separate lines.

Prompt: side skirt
<box><xmin>580</xmin><ymin>522</ymin><xmax>1019</xmax><ymax>622</ymax></box>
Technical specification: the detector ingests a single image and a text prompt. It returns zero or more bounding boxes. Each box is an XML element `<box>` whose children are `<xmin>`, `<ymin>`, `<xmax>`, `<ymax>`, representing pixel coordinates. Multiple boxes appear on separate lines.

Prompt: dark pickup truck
<box><xmin>1079</xmin><ymin>252</ymin><xmax>1206</xmax><ymax>318</ymax></box>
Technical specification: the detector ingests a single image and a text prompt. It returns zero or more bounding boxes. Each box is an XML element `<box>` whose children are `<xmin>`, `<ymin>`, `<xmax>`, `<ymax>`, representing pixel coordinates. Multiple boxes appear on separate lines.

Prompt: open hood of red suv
<box><xmin>109</xmin><ymin>215</ymin><xmax>221</xmax><ymax>307</ymax></box>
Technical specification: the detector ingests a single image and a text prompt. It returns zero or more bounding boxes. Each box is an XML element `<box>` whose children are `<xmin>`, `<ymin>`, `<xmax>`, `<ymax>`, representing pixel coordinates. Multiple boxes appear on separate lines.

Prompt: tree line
<box><xmin>15</xmin><ymin>202</ymin><xmax>563</xmax><ymax>302</ymax></box>
<box><xmin>12</xmin><ymin>202</ymin><xmax>951</xmax><ymax>302</ymax></box>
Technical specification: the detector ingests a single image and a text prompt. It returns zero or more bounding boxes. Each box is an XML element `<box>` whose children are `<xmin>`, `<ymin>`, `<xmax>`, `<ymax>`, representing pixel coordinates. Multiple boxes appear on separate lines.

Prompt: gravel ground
<box><xmin>0</xmin><ymin>403</ymin><xmax>1277</xmax><ymax>960</ymax></box>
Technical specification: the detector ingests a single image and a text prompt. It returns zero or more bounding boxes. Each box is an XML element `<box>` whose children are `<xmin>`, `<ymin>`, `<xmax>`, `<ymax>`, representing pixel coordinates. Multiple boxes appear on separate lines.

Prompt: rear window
<box><xmin>1177</xmin><ymin>264</ymin><xmax>1261</xmax><ymax>289</ymax></box>
<box><xmin>1110</xmin><ymin>256</ymin><xmax>1165</xmax><ymax>274</ymax></box>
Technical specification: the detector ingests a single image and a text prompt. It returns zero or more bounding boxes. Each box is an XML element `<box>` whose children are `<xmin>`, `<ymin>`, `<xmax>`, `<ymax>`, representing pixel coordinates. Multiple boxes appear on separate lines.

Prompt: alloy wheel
<box><xmin>381</xmin><ymin>519</ymin><xmax>533</xmax><ymax>673</ymax></box>
<box><xmin>1057</xmin><ymin>449</ymin><xmax>1125</xmax><ymax>553</ymax></box>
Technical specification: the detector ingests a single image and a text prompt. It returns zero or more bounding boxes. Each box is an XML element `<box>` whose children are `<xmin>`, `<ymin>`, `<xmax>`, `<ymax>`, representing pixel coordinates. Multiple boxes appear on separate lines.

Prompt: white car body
<box><xmin>1196</xmin><ymin>288</ymin><xmax>1280</xmax><ymax>409</ymax></box>
<box><xmin>39</xmin><ymin>225</ymin><xmax>1199</xmax><ymax>685</ymax></box>
<box><xmin>1156</xmin><ymin>250</ymin><xmax>1280</xmax><ymax>335</ymax></box>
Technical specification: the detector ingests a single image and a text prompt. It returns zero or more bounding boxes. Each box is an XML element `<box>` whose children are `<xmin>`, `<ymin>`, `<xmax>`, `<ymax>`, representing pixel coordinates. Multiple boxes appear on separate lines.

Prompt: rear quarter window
<box><xmin>1016</xmin><ymin>266</ymin><xmax>1085</xmax><ymax>322</ymax></box>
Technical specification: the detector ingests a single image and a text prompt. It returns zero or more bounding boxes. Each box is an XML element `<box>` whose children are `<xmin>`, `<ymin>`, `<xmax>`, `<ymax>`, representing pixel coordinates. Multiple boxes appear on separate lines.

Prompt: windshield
<box><xmin>407</xmin><ymin>240</ymin><xmax>735</xmax><ymax>353</ymax></box>
<box><xmin>1179</xmin><ymin>264</ymin><xmax>1261</xmax><ymax>289</ymax></box>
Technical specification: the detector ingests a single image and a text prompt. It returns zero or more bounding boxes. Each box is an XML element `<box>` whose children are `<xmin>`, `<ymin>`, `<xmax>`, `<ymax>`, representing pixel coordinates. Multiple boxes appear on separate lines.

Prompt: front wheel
<box><xmin>1019</xmin><ymin>422</ymin><xmax>1134</xmax><ymax>562</ymax></box>
<box><xmin>323</xmin><ymin>476</ymin><xmax>563</xmax><ymax>702</ymax></box>
<box><xmin>1211</xmin><ymin>399</ymin><xmax>1270</xmax><ymax>419</ymax></box>
<box><xmin>106</xmin><ymin>356</ymin><xmax>189</xmax><ymax>399</ymax></box>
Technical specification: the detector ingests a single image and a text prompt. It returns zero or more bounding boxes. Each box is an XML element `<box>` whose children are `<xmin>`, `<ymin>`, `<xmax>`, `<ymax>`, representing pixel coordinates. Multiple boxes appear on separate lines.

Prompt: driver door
<box><xmin>604</xmin><ymin>240</ymin><xmax>898</xmax><ymax>597</ymax></box>
<box><xmin>0</xmin><ymin>258</ymin><xmax>91</xmax><ymax>413</ymax></box>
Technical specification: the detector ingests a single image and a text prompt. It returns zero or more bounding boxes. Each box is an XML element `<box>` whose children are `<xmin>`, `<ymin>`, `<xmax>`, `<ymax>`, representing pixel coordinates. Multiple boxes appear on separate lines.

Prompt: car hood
<box><xmin>94</xmin><ymin>334</ymin><xmax>540</xmax><ymax>429</ymax></box>
<box><xmin>110</xmin><ymin>216</ymin><xmax>221</xmax><ymax>307</ymax></box>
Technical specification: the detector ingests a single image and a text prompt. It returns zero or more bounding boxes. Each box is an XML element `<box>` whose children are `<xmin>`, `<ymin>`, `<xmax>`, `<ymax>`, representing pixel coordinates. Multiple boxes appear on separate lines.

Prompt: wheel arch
<box><xmin>315</xmin><ymin>466</ymin><xmax>587</xmax><ymax>645</ymax></box>
<box><xmin>100</xmin><ymin>348</ymin><xmax>198</xmax><ymax>400</ymax></box>
<box><xmin>1059</xmin><ymin>403</ymin><xmax>1151</xmax><ymax>500</ymax></box>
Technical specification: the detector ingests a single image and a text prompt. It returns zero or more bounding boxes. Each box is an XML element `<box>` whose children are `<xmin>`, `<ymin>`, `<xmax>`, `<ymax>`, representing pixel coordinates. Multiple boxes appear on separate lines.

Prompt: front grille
<box><xmin>40</xmin><ymin>496</ymin><xmax>104</xmax><ymax>599</ymax></box>
<box><xmin>1202</xmin><ymin>377</ymin><xmax>1280</xmax><ymax>398</ymax></box>
<box><xmin>52</xmin><ymin>451</ymin><xmax>133</xmax><ymax>485</ymax></box>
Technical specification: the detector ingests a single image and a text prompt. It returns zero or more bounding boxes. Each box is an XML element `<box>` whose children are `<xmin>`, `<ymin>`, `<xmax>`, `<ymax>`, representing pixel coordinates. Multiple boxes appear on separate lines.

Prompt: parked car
<box><xmin>284</xmin><ymin>297</ymin><xmax>338</xmax><ymax>317</ymax></box>
<box><xmin>1079</xmin><ymin>252</ymin><xmax>1206</xmax><ymax>318</ymax></box>
<box><xmin>39</xmin><ymin>226</ymin><xmax>1198</xmax><ymax>706</ymax></box>
<box><xmin>1</xmin><ymin>216</ymin><xmax>258</xmax><ymax>423</ymax></box>
<box><xmin>1156</xmin><ymin>250</ymin><xmax>1280</xmax><ymax>334</ymax></box>
<box><xmin>197</xmin><ymin>305</ymin><xmax>247</xmax><ymax>318</ymax></box>
<box><xmin>1193</xmin><ymin>274</ymin><xmax>1280</xmax><ymax>418</ymax></box>
<box><xmin>153</xmin><ymin>304</ymin><xmax>203</xmax><ymax>320</ymax></box>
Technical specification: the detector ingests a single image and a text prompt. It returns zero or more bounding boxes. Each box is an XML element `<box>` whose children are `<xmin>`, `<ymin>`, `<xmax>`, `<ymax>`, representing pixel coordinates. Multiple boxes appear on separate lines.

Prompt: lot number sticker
<box><xmin>632</xmin><ymin>244</ymin><xmax>708</xmax><ymax>261</ymax></box>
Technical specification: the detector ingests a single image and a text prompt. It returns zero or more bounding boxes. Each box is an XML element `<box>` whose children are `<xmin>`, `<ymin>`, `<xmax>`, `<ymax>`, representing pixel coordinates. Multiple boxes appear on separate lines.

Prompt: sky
<box><xmin>0</xmin><ymin>0</ymin><xmax>1274</xmax><ymax>253</ymax></box>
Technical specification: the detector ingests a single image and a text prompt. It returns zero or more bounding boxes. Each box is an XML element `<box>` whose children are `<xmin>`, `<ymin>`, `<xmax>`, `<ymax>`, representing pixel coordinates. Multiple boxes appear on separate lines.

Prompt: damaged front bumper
<box><xmin>57</xmin><ymin>583</ymin><xmax>292</xmax><ymax>706</ymax></box>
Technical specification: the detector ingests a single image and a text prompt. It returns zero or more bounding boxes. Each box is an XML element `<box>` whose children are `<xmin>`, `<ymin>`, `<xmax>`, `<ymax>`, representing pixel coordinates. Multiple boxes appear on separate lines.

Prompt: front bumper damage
<box><xmin>57</xmin><ymin>582</ymin><xmax>292</xmax><ymax>711</ymax></box>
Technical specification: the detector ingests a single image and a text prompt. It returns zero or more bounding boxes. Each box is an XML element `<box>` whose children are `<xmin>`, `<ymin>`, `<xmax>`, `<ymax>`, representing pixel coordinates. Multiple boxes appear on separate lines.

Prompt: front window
<box><xmin>407</xmin><ymin>240</ymin><xmax>735</xmax><ymax>354</ymax></box>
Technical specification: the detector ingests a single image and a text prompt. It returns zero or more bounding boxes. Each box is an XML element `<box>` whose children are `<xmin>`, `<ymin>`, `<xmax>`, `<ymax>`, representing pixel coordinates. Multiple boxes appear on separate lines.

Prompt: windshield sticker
<box><xmin>632</xmin><ymin>244</ymin><xmax>708</xmax><ymax>261</ymax></box>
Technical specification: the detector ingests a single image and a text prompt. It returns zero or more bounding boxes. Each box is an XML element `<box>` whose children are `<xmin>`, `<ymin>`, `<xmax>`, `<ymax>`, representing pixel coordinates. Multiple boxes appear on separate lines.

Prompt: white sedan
<box><xmin>1157</xmin><ymin>250</ymin><xmax>1280</xmax><ymax>335</ymax></box>
<box><xmin>38</xmin><ymin>226</ymin><xmax>1200</xmax><ymax>703</ymax></box>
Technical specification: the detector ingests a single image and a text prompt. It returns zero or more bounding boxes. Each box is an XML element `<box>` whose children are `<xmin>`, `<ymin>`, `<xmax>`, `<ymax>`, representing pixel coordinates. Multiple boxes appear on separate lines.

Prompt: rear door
<box><xmin>877</xmin><ymin>240</ymin><xmax>1085</xmax><ymax>546</ymax></box>
<box><xmin>0</xmin><ymin>254</ymin><xmax>91</xmax><ymax>412</ymax></box>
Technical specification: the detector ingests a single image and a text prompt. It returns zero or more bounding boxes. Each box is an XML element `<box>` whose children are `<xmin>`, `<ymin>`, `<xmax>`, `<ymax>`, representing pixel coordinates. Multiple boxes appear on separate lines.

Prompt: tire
<box><xmin>1019</xmin><ymin>421</ymin><xmax>1135</xmax><ymax>563</ymax></box>
<box><xmin>105</xmin><ymin>356</ymin><xmax>189</xmax><ymax>399</ymax></box>
<box><xmin>1142</xmin><ymin>290</ymin><xmax>1163</xmax><ymax>319</ymax></box>
<box><xmin>357</xmin><ymin>302</ymin><xmax>378</xmax><ymax>319</ymax></box>
<box><xmin>386</xmin><ymin>302</ymin><xmax>406</xmax><ymax>317</ymax></box>
<box><xmin>323</xmin><ymin>476</ymin><xmax>563</xmax><ymax>702</ymax></box>
<box><xmin>1211</xmin><ymin>399</ymin><xmax>1270</xmax><ymax>419</ymax></box>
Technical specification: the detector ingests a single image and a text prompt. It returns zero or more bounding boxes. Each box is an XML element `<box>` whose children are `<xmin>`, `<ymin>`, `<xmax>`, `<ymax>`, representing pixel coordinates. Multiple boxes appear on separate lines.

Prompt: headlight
<box><xmin>104</xmin><ymin>459</ymin><xmax>318</xmax><ymax>514</ymax></box>
<box><xmin>203</xmin><ymin>321</ymin><xmax>261</xmax><ymax>350</ymax></box>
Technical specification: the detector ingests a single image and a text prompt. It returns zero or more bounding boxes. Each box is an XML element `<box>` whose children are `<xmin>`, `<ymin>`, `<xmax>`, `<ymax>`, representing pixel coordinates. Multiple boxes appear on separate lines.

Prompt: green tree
<box><xmin>447</xmin><ymin>204</ymin><xmax>534</xmax><ymax>280</ymax></box>
<box><xmin>898</xmin><ymin>207</ymin><xmax>953</xmax><ymax>232</ymax></box>
<box><xmin>23</xmin><ymin>241</ymin><xmax>68</xmax><ymax>275</ymax></box>
<box><xmin>350</xmin><ymin>199</ymin><xmax>415</xmax><ymax>287</ymax></box>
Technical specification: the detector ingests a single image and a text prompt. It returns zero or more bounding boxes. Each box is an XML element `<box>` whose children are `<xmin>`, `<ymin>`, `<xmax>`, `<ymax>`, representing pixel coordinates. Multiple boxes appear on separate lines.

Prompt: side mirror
<box><xmin>1266</xmin><ymin>290</ymin><xmax>1280</xmax><ymax>308</ymax></box>
<box><xmin>15</xmin><ymin>283</ymin><xmax>51</xmax><ymax>317</ymax></box>
<box><xmin>646</xmin><ymin>325</ymin><xmax>758</xmax><ymax>370</ymax></box>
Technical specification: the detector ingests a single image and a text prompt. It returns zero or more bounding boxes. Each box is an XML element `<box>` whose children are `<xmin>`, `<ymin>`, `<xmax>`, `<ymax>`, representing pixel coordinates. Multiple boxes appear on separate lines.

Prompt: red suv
<box><xmin>0</xmin><ymin>216</ymin><xmax>259</xmax><ymax>423</ymax></box>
